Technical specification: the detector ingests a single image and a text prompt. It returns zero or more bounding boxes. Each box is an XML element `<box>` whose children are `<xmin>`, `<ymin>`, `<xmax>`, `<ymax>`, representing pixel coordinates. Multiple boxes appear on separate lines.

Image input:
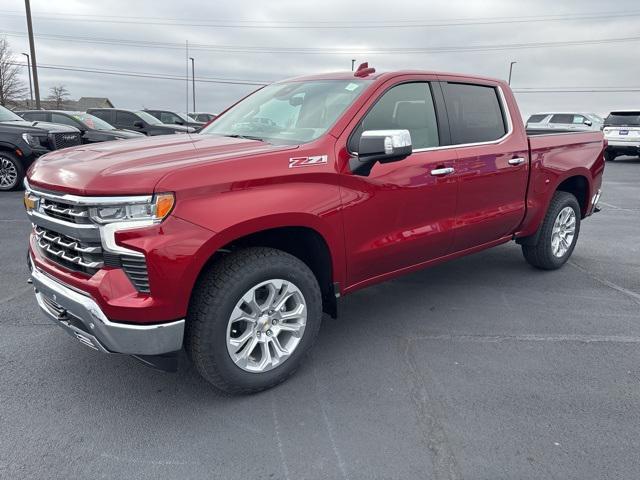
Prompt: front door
<box><xmin>340</xmin><ymin>80</ymin><xmax>458</xmax><ymax>287</ymax></box>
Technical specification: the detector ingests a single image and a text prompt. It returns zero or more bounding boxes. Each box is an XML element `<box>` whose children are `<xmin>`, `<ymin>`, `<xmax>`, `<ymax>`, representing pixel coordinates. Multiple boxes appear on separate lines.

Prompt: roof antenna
<box><xmin>354</xmin><ymin>62</ymin><xmax>375</xmax><ymax>78</ymax></box>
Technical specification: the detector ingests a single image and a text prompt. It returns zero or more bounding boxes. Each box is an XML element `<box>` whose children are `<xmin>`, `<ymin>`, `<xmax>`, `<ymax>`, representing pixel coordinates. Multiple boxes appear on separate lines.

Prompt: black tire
<box><xmin>604</xmin><ymin>150</ymin><xmax>617</xmax><ymax>162</ymax></box>
<box><xmin>522</xmin><ymin>191</ymin><xmax>581</xmax><ymax>270</ymax></box>
<box><xmin>185</xmin><ymin>247</ymin><xmax>322</xmax><ymax>394</ymax></box>
<box><xmin>0</xmin><ymin>152</ymin><xmax>24</xmax><ymax>191</ymax></box>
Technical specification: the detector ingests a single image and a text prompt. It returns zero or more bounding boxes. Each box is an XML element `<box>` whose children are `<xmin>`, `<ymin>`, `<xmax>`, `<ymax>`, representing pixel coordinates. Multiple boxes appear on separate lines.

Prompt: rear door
<box><xmin>439</xmin><ymin>80</ymin><xmax>529</xmax><ymax>252</ymax></box>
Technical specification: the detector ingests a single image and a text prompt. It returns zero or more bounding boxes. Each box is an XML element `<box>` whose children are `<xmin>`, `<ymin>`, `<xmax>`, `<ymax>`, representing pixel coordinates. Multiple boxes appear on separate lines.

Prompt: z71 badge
<box><xmin>289</xmin><ymin>155</ymin><xmax>328</xmax><ymax>168</ymax></box>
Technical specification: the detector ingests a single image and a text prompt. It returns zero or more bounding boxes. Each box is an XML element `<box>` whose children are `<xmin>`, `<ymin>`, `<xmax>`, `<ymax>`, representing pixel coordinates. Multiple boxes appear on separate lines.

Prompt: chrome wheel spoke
<box><xmin>551</xmin><ymin>206</ymin><xmax>577</xmax><ymax>258</ymax></box>
<box><xmin>226</xmin><ymin>279</ymin><xmax>307</xmax><ymax>373</ymax></box>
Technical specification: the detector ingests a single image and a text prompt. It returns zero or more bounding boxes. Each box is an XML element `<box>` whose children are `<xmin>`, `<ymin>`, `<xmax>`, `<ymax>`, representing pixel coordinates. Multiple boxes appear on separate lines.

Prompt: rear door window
<box><xmin>549</xmin><ymin>114</ymin><xmax>574</xmax><ymax>124</ymax></box>
<box><xmin>22</xmin><ymin>111</ymin><xmax>48</xmax><ymax>122</ymax></box>
<box><xmin>442</xmin><ymin>83</ymin><xmax>507</xmax><ymax>144</ymax></box>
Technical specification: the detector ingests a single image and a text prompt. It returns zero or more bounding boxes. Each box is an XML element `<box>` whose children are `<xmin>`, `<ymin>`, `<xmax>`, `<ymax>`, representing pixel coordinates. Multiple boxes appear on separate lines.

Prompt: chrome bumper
<box><xmin>30</xmin><ymin>262</ymin><xmax>184</xmax><ymax>355</ymax></box>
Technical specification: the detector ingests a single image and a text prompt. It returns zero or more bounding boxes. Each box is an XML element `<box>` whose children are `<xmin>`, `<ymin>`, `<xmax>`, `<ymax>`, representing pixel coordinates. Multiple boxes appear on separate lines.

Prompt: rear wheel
<box><xmin>185</xmin><ymin>247</ymin><xmax>322</xmax><ymax>394</ymax></box>
<box><xmin>0</xmin><ymin>153</ymin><xmax>23</xmax><ymax>191</ymax></box>
<box><xmin>522</xmin><ymin>191</ymin><xmax>581</xmax><ymax>270</ymax></box>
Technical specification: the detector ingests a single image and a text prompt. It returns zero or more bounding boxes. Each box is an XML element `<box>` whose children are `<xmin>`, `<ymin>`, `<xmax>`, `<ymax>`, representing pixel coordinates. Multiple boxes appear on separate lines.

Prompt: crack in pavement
<box><xmin>403</xmin><ymin>334</ymin><xmax>640</xmax><ymax>343</ymax></box>
<box><xmin>402</xmin><ymin>338</ymin><xmax>463</xmax><ymax>480</ymax></box>
<box><xmin>568</xmin><ymin>260</ymin><xmax>640</xmax><ymax>305</ymax></box>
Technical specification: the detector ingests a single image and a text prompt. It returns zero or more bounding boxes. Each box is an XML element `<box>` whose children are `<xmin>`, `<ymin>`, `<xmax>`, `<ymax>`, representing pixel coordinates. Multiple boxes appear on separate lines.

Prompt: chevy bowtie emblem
<box><xmin>289</xmin><ymin>155</ymin><xmax>328</xmax><ymax>168</ymax></box>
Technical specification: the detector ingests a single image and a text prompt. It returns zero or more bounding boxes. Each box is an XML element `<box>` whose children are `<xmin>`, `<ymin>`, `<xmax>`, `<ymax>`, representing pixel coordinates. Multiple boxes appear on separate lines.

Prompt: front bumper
<box><xmin>30</xmin><ymin>259</ymin><xmax>184</xmax><ymax>355</ymax></box>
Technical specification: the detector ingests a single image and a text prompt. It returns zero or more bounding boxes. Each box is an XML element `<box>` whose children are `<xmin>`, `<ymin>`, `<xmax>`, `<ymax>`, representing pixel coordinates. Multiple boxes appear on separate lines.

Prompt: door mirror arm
<box><xmin>349</xmin><ymin>130</ymin><xmax>413</xmax><ymax>176</ymax></box>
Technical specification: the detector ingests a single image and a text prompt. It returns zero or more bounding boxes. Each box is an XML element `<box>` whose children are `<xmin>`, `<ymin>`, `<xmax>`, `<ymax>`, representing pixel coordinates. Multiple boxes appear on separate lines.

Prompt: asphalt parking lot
<box><xmin>1</xmin><ymin>158</ymin><xmax>638</xmax><ymax>480</ymax></box>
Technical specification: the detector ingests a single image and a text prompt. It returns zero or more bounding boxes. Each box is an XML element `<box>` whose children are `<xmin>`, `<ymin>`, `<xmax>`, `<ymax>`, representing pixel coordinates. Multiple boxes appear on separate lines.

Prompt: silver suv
<box><xmin>603</xmin><ymin>110</ymin><xmax>640</xmax><ymax>161</ymax></box>
<box><xmin>526</xmin><ymin>113</ymin><xmax>604</xmax><ymax>132</ymax></box>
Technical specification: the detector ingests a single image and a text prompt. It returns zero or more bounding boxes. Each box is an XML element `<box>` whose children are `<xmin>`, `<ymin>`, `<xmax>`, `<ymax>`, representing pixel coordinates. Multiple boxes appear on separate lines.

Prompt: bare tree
<box><xmin>0</xmin><ymin>38</ymin><xmax>27</xmax><ymax>107</ymax></box>
<box><xmin>47</xmin><ymin>84</ymin><xmax>70</xmax><ymax>109</ymax></box>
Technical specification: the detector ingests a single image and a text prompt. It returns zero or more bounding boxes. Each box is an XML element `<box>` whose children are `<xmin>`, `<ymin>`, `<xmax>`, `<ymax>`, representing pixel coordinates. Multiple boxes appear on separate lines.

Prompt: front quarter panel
<box><xmin>155</xmin><ymin>144</ymin><xmax>346</xmax><ymax>291</ymax></box>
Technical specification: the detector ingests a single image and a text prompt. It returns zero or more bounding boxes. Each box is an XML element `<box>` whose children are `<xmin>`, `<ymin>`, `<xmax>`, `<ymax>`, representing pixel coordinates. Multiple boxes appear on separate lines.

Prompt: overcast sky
<box><xmin>1</xmin><ymin>0</ymin><xmax>639</xmax><ymax>118</ymax></box>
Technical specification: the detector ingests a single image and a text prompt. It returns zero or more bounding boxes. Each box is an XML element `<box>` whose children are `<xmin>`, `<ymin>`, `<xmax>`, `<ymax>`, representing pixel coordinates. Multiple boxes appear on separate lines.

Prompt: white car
<box><xmin>526</xmin><ymin>112</ymin><xmax>604</xmax><ymax>132</ymax></box>
<box><xmin>603</xmin><ymin>110</ymin><xmax>640</xmax><ymax>161</ymax></box>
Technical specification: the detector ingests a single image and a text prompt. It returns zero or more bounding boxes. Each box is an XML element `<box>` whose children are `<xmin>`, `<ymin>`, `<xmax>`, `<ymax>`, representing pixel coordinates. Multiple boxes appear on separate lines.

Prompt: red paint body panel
<box><xmin>26</xmin><ymin>70</ymin><xmax>605</xmax><ymax>324</ymax></box>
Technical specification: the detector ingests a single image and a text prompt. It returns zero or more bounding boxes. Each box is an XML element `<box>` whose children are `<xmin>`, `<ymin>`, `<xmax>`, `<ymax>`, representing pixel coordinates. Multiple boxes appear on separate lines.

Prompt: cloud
<box><xmin>2</xmin><ymin>0</ymin><xmax>639</xmax><ymax>116</ymax></box>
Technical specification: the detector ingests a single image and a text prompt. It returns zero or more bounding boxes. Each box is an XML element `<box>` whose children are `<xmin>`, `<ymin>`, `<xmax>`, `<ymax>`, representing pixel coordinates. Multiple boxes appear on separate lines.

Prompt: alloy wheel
<box><xmin>551</xmin><ymin>206</ymin><xmax>576</xmax><ymax>258</ymax></box>
<box><xmin>0</xmin><ymin>157</ymin><xmax>18</xmax><ymax>189</ymax></box>
<box><xmin>226</xmin><ymin>279</ymin><xmax>307</xmax><ymax>373</ymax></box>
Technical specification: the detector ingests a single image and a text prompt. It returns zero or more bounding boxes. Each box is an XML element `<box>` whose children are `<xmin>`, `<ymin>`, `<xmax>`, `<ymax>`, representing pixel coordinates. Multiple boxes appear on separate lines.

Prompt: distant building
<box><xmin>12</xmin><ymin>97</ymin><xmax>114</xmax><ymax>111</ymax></box>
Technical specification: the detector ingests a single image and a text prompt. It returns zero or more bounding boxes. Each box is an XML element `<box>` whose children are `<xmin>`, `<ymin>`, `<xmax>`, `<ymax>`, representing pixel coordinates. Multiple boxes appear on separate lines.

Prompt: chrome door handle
<box><xmin>508</xmin><ymin>157</ymin><xmax>526</xmax><ymax>166</ymax></box>
<box><xmin>430</xmin><ymin>167</ymin><xmax>455</xmax><ymax>176</ymax></box>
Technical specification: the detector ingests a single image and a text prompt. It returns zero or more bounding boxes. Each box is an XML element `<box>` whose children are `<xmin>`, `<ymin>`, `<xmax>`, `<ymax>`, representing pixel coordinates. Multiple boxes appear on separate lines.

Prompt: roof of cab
<box><xmin>277</xmin><ymin>69</ymin><xmax>506</xmax><ymax>86</ymax></box>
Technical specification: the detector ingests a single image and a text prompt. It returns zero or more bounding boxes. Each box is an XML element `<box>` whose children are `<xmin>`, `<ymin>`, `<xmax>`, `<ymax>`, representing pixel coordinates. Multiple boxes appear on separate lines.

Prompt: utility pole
<box><xmin>190</xmin><ymin>57</ymin><xmax>195</xmax><ymax>113</ymax></box>
<box><xmin>351</xmin><ymin>59</ymin><xmax>356</xmax><ymax>71</ymax></box>
<box><xmin>22</xmin><ymin>53</ymin><xmax>33</xmax><ymax>107</ymax></box>
<box><xmin>24</xmin><ymin>0</ymin><xmax>40</xmax><ymax>109</ymax></box>
<box><xmin>508</xmin><ymin>61</ymin><xmax>517</xmax><ymax>85</ymax></box>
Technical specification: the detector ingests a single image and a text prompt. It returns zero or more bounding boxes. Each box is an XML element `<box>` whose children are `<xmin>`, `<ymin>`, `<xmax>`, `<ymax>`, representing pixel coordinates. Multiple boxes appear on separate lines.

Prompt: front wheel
<box><xmin>185</xmin><ymin>247</ymin><xmax>322</xmax><ymax>394</ymax></box>
<box><xmin>0</xmin><ymin>153</ymin><xmax>24</xmax><ymax>191</ymax></box>
<box><xmin>522</xmin><ymin>191</ymin><xmax>581</xmax><ymax>270</ymax></box>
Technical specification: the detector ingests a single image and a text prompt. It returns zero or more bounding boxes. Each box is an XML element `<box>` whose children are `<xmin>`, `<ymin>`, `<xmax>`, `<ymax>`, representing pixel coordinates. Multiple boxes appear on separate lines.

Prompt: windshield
<box><xmin>605</xmin><ymin>112</ymin><xmax>640</xmax><ymax>126</ymax></box>
<box><xmin>71</xmin><ymin>112</ymin><xmax>115</xmax><ymax>130</ymax></box>
<box><xmin>135</xmin><ymin>111</ymin><xmax>163</xmax><ymax>125</ymax></box>
<box><xmin>0</xmin><ymin>105</ymin><xmax>24</xmax><ymax>122</ymax></box>
<box><xmin>202</xmin><ymin>79</ymin><xmax>370</xmax><ymax>144</ymax></box>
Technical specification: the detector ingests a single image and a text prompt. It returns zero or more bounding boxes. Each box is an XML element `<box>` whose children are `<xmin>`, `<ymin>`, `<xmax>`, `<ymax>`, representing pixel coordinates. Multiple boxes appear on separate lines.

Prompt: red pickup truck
<box><xmin>24</xmin><ymin>65</ymin><xmax>604</xmax><ymax>393</ymax></box>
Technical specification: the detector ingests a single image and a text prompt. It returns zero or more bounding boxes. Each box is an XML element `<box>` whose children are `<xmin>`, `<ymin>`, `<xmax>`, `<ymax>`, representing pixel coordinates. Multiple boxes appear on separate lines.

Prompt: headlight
<box><xmin>22</xmin><ymin>133</ymin><xmax>48</xmax><ymax>148</ymax></box>
<box><xmin>89</xmin><ymin>192</ymin><xmax>175</xmax><ymax>224</ymax></box>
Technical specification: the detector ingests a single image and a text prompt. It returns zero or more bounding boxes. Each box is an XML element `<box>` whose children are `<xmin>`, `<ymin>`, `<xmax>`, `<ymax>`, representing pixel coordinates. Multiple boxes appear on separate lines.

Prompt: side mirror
<box><xmin>349</xmin><ymin>130</ymin><xmax>412</xmax><ymax>176</ymax></box>
<box><xmin>583</xmin><ymin>119</ymin><xmax>593</xmax><ymax>126</ymax></box>
<box><xmin>133</xmin><ymin>120</ymin><xmax>144</xmax><ymax>129</ymax></box>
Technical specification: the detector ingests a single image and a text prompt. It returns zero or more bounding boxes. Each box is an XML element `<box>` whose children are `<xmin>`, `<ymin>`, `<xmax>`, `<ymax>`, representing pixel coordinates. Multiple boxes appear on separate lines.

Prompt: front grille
<box><xmin>40</xmin><ymin>198</ymin><xmax>91</xmax><ymax>224</ymax></box>
<box><xmin>34</xmin><ymin>225</ymin><xmax>103</xmax><ymax>275</ymax></box>
<box><xmin>50</xmin><ymin>132</ymin><xmax>82</xmax><ymax>150</ymax></box>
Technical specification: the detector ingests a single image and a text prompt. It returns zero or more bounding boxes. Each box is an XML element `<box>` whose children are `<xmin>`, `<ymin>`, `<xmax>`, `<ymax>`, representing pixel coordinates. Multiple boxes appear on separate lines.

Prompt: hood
<box><xmin>0</xmin><ymin>120</ymin><xmax>80</xmax><ymax>134</ymax></box>
<box><xmin>27</xmin><ymin>134</ymin><xmax>295</xmax><ymax>195</ymax></box>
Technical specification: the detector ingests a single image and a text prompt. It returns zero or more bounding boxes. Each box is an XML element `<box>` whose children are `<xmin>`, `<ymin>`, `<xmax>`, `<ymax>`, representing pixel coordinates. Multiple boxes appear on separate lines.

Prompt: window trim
<box><xmin>413</xmin><ymin>84</ymin><xmax>513</xmax><ymax>153</ymax></box>
<box><xmin>346</xmin><ymin>80</ymin><xmax>446</xmax><ymax>154</ymax></box>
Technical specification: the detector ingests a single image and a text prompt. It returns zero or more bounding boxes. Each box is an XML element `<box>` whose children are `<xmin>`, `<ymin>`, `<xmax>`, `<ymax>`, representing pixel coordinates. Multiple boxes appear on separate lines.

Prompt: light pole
<box><xmin>189</xmin><ymin>57</ymin><xmax>195</xmax><ymax>113</ymax></box>
<box><xmin>508</xmin><ymin>61</ymin><xmax>517</xmax><ymax>85</ymax></box>
<box><xmin>22</xmin><ymin>52</ymin><xmax>33</xmax><ymax>107</ymax></box>
<box><xmin>24</xmin><ymin>0</ymin><xmax>41</xmax><ymax>108</ymax></box>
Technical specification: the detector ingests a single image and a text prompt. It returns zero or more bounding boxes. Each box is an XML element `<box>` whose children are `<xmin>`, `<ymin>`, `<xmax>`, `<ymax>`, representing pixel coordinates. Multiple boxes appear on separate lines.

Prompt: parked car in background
<box><xmin>87</xmin><ymin>108</ymin><xmax>195</xmax><ymax>136</ymax></box>
<box><xmin>526</xmin><ymin>112</ymin><xmax>604</xmax><ymax>132</ymax></box>
<box><xmin>0</xmin><ymin>105</ymin><xmax>81</xmax><ymax>191</ymax></box>
<box><xmin>189</xmin><ymin>112</ymin><xmax>217</xmax><ymax>123</ymax></box>
<box><xmin>25</xmin><ymin>67</ymin><xmax>604</xmax><ymax>393</ymax></box>
<box><xmin>143</xmin><ymin>109</ymin><xmax>204</xmax><ymax>130</ymax></box>
<box><xmin>17</xmin><ymin>110</ymin><xmax>145</xmax><ymax>144</ymax></box>
<box><xmin>603</xmin><ymin>110</ymin><xmax>640</xmax><ymax>161</ymax></box>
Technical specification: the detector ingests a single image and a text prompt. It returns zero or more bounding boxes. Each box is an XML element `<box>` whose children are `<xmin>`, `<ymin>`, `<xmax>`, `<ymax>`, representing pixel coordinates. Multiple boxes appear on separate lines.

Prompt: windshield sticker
<box><xmin>345</xmin><ymin>83</ymin><xmax>360</xmax><ymax>91</ymax></box>
<box><xmin>289</xmin><ymin>155</ymin><xmax>328</xmax><ymax>168</ymax></box>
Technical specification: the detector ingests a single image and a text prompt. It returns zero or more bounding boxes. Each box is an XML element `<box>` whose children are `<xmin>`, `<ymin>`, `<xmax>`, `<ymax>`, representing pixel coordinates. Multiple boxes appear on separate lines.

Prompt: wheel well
<box><xmin>557</xmin><ymin>175</ymin><xmax>589</xmax><ymax>217</ymax></box>
<box><xmin>203</xmin><ymin>227</ymin><xmax>337</xmax><ymax>318</ymax></box>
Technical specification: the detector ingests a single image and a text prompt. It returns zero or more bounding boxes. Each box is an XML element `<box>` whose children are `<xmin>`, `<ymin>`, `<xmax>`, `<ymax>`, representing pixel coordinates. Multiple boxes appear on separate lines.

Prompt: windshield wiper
<box><xmin>223</xmin><ymin>134</ymin><xmax>266</xmax><ymax>142</ymax></box>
